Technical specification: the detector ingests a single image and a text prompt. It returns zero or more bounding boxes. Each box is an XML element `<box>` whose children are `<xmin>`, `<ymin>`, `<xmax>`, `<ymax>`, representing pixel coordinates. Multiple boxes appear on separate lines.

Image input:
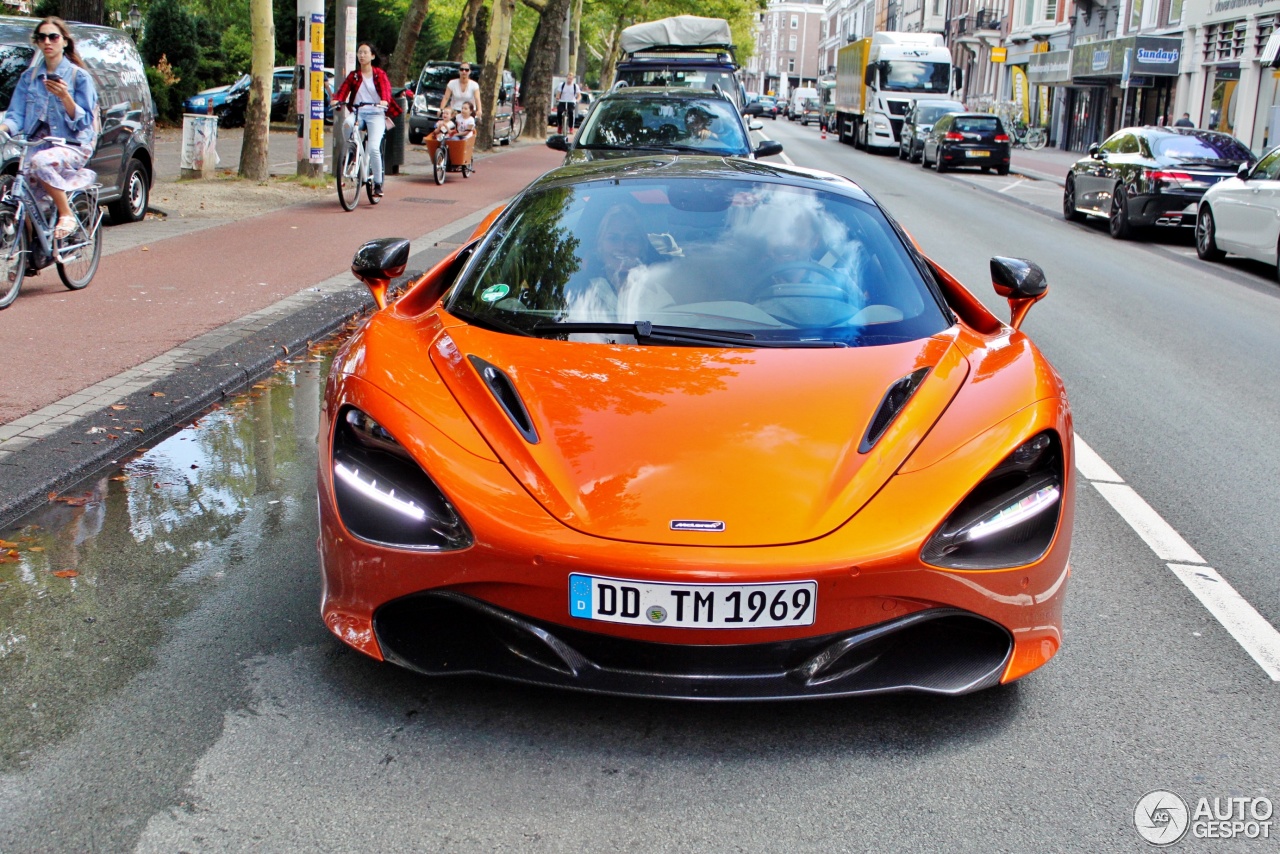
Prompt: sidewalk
<box><xmin>0</xmin><ymin>133</ymin><xmax>564</xmax><ymax>526</ymax></box>
<box><xmin>1010</xmin><ymin>144</ymin><xmax>1080</xmax><ymax>186</ymax></box>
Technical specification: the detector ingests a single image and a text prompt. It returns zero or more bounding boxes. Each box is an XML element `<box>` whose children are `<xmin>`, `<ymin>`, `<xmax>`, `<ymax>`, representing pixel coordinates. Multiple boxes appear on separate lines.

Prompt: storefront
<box><xmin>1069</xmin><ymin>34</ymin><xmax>1181</xmax><ymax>148</ymax></box>
<box><xmin>1028</xmin><ymin>49</ymin><xmax>1072</xmax><ymax>148</ymax></box>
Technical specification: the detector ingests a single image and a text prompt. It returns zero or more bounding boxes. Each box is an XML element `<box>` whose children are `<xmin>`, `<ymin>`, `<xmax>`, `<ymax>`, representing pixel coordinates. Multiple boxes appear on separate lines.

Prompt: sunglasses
<box><xmin>460</xmin><ymin>67</ymin><xmax>471</xmax><ymax>72</ymax></box>
<box><xmin>35</xmin><ymin>32</ymin><xmax>62</xmax><ymax>42</ymax></box>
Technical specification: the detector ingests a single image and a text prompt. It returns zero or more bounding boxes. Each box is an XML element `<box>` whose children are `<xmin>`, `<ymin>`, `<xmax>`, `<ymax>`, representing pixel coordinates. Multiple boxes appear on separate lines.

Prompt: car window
<box><xmin>1152</xmin><ymin>132</ymin><xmax>1254</xmax><ymax>163</ymax></box>
<box><xmin>932</xmin><ymin>115</ymin><xmax>952</xmax><ymax>132</ymax></box>
<box><xmin>1254</xmin><ymin>148</ymin><xmax>1280</xmax><ymax>180</ymax></box>
<box><xmin>577</xmin><ymin>97</ymin><xmax>747</xmax><ymax>154</ymax></box>
<box><xmin>448</xmin><ymin>178</ymin><xmax>948</xmax><ymax>347</ymax></box>
<box><xmin>0</xmin><ymin>44</ymin><xmax>34</xmax><ymax>111</ymax></box>
<box><xmin>1116</xmin><ymin>134</ymin><xmax>1140</xmax><ymax>154</ymax></box>
<box><xmin>953</xmin><ymin>116</ymin><xmax>999</xmax><ymax>133</ymax></box>
<box><xmin>918</xmin><ymin>104</ymin><xmax>961</xmax><ymax>124</ymax></box>
<box><xmin>1099</xmin><ymin>133</ymin><xmax>1126</xmax><ymax>154</ymax></box>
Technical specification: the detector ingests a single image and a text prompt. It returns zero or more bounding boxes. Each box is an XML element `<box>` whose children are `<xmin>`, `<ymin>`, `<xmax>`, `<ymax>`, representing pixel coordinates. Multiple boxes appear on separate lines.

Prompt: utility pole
<box><xmin>332</xmin><ymin>0</ymin><xmax>357</xmax><ymax>176</ymax></box>
<box><xmin>296</xmin><ymin>0</ymin><xmax>325</xmax><ymax>178</ymax></box>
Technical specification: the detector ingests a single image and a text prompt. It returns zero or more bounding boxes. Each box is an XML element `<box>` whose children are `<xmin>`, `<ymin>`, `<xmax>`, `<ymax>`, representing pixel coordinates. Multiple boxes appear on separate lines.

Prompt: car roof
<box><xmin>0</xmin><ymin>14</ymin><xmax>124</xmax><ymax>40</ymax></box>
<box><xmin>601</xmin><ymin>85</ymin><xmax>734</xmax><ymax>103</ymax></box>
<box><xmin>529</xmin><ymin>155</ymin><xmax>873</xmax><ymax>204</ymax></box>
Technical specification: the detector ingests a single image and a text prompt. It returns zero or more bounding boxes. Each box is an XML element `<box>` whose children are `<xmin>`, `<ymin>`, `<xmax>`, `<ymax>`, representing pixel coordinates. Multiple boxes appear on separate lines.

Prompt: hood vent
<box><xmin>859</xmin><ymin>367</ymin><xmax>930</xmax><ymax>453</ymax></box>
<box><xmin>468</xmin><ymin>355</ymin><xmax>539</xmax><ymax>444</ymax></box>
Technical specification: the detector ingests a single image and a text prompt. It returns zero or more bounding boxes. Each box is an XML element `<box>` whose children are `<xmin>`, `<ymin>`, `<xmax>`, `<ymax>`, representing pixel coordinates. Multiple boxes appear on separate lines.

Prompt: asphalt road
<box><xmin>1</xmin><ymin>121</ymin><xmax>1277</xmax><ymax>853</ymax></box>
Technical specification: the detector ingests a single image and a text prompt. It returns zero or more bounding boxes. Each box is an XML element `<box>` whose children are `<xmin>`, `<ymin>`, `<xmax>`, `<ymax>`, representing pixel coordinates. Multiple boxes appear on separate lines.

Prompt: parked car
<box><xmin>793</xmin><ymin>96</ymin><xmax>821</xmax><ymax>126</ymax></box>
<box><xmin>219</xmin><ymin>66</ymin><xmax>333</xmax><ymax>128</ymax></box>
<box><xmin>409</xmin><ymin>62</ymin><xmax>520</xmax><ymax>145</ymax></box>
<box><xmin>327</xmin><ymin>156</ymin><xmax>1073</xmax><ymax>699</ymax></box>
<box><xmin>546</xmin><ymin>87</ymin><xmax>781</xmax><ymax>163</ymax></box>
<box><xmin>898</xmin><ymin>99</ymin><xmax>965</xmax><ymax>163</ymax></box>
<box><xmin>546</xmin><ymin>79</ymin><xmax>592</xmax><ymax>128</ymax></box>
<box><xmin>921</xmin><ymin>112</ymin><xmax>1010</xmax><ymax>175</ymax></box>
<box><xmin>757</xmin><ymin>95</ymin><xmax>778</xmax><ymax>119</ymax></box>
<box><xmin>615</xmin><ymin>16</ymin><xmax>747</xmax><ymax>111</ymax></box>
<box><xmin>1195</xmin><ymin>145</ymin><xmax>1280</xmax><ymax>276</ymax></box>
<box><xmin>0</xmin><ymin>16</ymin><xmax>155</xmax><ymax>223</ymax></box>
<box><xmin>183</xmin><ymin>77</ymin><xmax>244</xmax><ymax>117</ymax></box>
<box><xmin>1063</xmin><ymin>125</ymin><xmax>1256</xmax><ymax>240</ymax></box>
<box><xmin>787</xmin><ymin>86</ymin><xmax>819</xmax><ymax>121</ymax></box>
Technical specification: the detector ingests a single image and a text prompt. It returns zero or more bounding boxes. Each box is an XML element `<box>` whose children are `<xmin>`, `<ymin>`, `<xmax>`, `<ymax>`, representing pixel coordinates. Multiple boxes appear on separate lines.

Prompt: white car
<box><xmin>1196</xmin><ymin>147</ymin><xmax>1280</xmax><ymax>277</ymax></box>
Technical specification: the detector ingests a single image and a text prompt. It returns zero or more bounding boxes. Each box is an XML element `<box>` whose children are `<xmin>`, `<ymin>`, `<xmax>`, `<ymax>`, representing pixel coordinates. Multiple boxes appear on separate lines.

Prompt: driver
<box><xmin>683</xmin><ymin>106</ymin><xmax>720</xmax><ymax>143</ymax></box>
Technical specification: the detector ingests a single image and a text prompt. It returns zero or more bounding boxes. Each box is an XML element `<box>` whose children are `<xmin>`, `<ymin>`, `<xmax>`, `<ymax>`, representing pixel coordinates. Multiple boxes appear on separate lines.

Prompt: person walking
<box><xmin>1174</xmin><ymin>113</ymin><xmax>1195</xmax><ymax>128</ymax></box>
<box><xmin>556</xmin><ymin>72</ymin><xmax>581</xmax><ymax>134</ymax></box>
<box><xmin>441</xmin><ymin>63</ymin><xmax>481</xmax><ymax>122</ymax></box>
<box><xmin>0</xmin><ymin>17</ymin><xmax>98</xmax><ymax>240</ymax></box>
<box><xmin>334</xmin><ymin>43</ymin><xmax>394</xmax><ymax>197</ymax></box>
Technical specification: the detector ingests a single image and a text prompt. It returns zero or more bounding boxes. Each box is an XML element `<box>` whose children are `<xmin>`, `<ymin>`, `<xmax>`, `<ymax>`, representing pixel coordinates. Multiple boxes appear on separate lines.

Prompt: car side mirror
<box><xmin>546</xmin><ymin>134</ymin><xmax>570</xmax><ymax>152</ymax></box>
<box><xmin>1088</xmin><ymin>143</ymin><xmax>1102</xmax><ymax>159</ymax></box>
<box><xmin>748</xmin><ymin>119</ymin><xmax>764</xmax><ymax>131</ymax></box>
<box><xmin>352</xmin><ymin>237</ymin><xmax>411</xmax><ymax>310</ymax></box>
<box><xmin>1238</xmin><ymin>162</ymin><xmax>1252</xmax><ymax>180</ymax></box>
<box><xmin>755</xmin><ymin>140</ymin><xmax>783</xmax><ymax>158</ymax></box>
<box><xmin>990</xmin><ymin>257</ymin><xmax>1047</xmax><ymax>330</ymax></box>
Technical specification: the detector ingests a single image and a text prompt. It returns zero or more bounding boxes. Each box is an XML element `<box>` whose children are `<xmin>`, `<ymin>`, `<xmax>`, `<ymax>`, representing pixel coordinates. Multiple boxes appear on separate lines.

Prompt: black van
<box><xmin>407</xmin><ymin>61</ymin><xmax>521</xmax><ymax>146</ymax></box>
<box><xmin>0</xmin><ymin>17</ymin><xmax>155</xmax><ymax>223</ymax></box>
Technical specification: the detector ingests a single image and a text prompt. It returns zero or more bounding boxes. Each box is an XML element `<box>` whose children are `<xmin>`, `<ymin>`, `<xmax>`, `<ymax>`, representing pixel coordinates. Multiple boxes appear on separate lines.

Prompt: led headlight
<box><xmin>921</xmin><ymin>432</ymin><xmax>1063</xmax><ymax>570</ymax></box>
<box><xmin>331</xmin><ymin>406</ymin><xmax>472</xmax><ymax>550</ymax></box>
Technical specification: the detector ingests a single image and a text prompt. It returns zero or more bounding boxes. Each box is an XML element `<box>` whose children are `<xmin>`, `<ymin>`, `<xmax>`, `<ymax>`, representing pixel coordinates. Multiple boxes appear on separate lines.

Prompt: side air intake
<box><xmin>859</xmin><ymin>367</ymin><xmax>930</xmax><ymax>453</ymax></box>
<box><xmin>468</xmin><ymin>355</ymin><xmax>539</xmax><ymax>443</ymax></box>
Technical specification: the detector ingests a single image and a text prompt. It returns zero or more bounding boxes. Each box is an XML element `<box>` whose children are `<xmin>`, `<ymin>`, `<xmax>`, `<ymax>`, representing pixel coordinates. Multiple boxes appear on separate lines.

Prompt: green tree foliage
<box><xmin>140</xmin><ymin>0</ymin><xmax>199</xmax><ymax>74</ymax></box>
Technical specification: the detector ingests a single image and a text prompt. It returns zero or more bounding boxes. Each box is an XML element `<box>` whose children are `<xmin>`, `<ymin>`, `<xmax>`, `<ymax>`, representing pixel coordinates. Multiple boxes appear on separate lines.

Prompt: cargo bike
<box><xmin>424</xmin><ymin>135</ymin><xmax>474</xmax><ymax>184</ymax></box>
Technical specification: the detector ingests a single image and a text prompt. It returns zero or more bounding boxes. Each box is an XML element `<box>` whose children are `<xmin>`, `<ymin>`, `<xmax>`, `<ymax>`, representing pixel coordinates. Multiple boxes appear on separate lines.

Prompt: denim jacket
<box><xmin>1</xmin><ymin>56</ymin><xmax>98</xmax><ymax>148</ymax></box>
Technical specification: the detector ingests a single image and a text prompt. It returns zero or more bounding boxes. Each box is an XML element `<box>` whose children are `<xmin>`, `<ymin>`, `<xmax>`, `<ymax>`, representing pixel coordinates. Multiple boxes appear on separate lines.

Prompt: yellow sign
<box><xmin>310</xmin><ymin>120</ymin><xmax>324</xmax><ymax>150</ymax></box>
<box><xmin>1011</xmin><ymin>65</ymin><xmax>1030</xmax><ymax>124</ymax></box>
<box><xmin>1034</xmin><ymin>42</ymin><xmax>1050</xmax><ymax>53</ymax></box>
<box><xmin>991</xmin><ymin>47</ymin><xmax>1007</xmax><ymax>63</ymax></box>
<box><xmin>311</xmin><ymin>22</ymin><xmax>323</xmax><ymax>53</ymax></box>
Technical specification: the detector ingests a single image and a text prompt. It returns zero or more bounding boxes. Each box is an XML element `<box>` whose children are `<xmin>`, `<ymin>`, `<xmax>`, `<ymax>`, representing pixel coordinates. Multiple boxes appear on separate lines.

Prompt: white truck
<box><xmin>833</xmin><ymin>32</ymin><xmax>955</xmax><ymax>152</ymax></box>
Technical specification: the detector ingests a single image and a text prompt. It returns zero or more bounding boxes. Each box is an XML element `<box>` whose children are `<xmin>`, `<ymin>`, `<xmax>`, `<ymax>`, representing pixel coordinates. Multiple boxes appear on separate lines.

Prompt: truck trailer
<box><xmin>833</xmin><ymin>32</ymin><xmax>955</xmax><ymax>152</ymax></box>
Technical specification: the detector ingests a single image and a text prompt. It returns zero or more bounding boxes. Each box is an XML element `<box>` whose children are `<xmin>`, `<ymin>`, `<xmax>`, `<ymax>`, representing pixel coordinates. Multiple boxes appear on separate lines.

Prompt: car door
<box><xmin>925</xmin><ymin>115</ymin><xmax>949</xmax><ymax>163</ymax></box>
<box><xmin>1228</xmin><ymin>149</ymin><xmax>1280</xmax><ymax>259</ymax></box>
<box><xmin>1077</xmin><ymin>132</ymin><xmax>1126</xmax><ymax>213</ymax></box>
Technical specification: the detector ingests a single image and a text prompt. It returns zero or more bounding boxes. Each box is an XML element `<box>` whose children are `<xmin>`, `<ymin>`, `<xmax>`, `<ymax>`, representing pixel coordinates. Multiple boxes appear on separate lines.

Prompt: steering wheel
<box><xmin>750</xmin><ymin>261</ymin><xmax>852</xmax><ymax>301</ymax></box>
<box><xmin>655</xmin><ymin>123</ymin><xmax>680</xmax><ymax>143</ymax></box>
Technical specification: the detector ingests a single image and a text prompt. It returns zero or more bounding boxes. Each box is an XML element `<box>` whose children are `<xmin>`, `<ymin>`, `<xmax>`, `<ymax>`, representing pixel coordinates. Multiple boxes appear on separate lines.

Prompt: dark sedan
<box><xmin>898</xmin><ymin>99</ymin><xmax>965</xmax><ymax>163</ymax></box>
<box><xmin>921</xmin><ymin>113</ymin><xmax>1010</xmax><ymax>175</ymax></box>
<box><xmin>546</xmin><ymin>87</ymin><xmax>782</xmax><ymax>163</ymax></box>
<box><xmin>1062</xmin><ymin>126</ymin><xmax>1255</xmax><ymax>240</ymax></box>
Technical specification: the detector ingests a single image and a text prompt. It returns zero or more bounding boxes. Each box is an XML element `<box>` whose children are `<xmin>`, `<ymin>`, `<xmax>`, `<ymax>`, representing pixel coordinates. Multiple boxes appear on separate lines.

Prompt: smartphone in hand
<box><xmin>44</xmin><ymin>74</ymin><xmax>61</xmax><ymax>84</ymax></box>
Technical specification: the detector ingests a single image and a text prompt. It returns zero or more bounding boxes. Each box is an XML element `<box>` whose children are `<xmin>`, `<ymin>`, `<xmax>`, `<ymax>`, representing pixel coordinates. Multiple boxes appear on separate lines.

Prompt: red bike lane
<box><xmin>0</xmin><ymin>142</ymin><xmax>564</xmax><ymax>425</ymax></box>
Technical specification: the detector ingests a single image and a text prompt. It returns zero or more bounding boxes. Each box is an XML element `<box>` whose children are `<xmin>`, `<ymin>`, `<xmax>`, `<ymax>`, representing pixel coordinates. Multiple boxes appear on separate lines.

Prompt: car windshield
<box><xmin>0</xmin><ymin>44</ymin><xmax>34</xmax><ymax>110</ymax></box>
<box><xmin>953</xmin><ymin>116</ymin><xmax>1000</xmax><ymax>133</ymax></box>
<box><xmin>417</xmin><ymin>66</ymin><xmax>475</xmax><ymax>93</ymax></box>
<box><xmin>1153</xmin><ymin>132</ymin><xmax>1253</xmax><ymax>163</ymax></box>
<box><xmin>576</xmin><ymin>97</ymin><xmax>748</xmax><ymax>155</ymax></box>
<box><xmin>916</xmin><ymin>104</ymin><xmax>961</xmax><ymax>124</ymax></box>
<box><xmin>879</xmin><ymin>61</ymin><xmax>950</xmax><ymax>93</ymax></box>
<box><xmin>447</xmin><ymin>177</ymin><xmax>949</xmax><ymax>347</ymax></box>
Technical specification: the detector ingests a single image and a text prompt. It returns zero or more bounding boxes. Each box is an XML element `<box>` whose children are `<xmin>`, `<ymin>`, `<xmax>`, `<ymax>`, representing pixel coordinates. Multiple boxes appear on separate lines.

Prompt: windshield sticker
<box><xmin>481</xmin><ymin>283</ymin><xmax>510</xmax><ymax>303</ymax></box>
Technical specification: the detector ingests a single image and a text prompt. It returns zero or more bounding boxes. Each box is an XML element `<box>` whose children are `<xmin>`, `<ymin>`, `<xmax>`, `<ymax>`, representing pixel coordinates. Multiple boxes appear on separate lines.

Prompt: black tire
<box><xmin>898</xmin><ymin>142</ymin><xmax>907</xmax><ymax>160</ymax></box>
<box><xmin>920</xmin><ymin>145</ymin><xmax>930</xmax><ymax>168</ymax></box>
<box><xmin>934</xmin><ymin>149</ymin><xmax>947</xmax><ymax>173</ymax></box>
<box><xmin>1108</xmin><ymin>185</ymin><xmax>1132</xmax><ymax>239</ymax></box>
<box><xmin>107</xmin><ymin>158</ymin><xmax>148</xmax><ymax>223</ymax></box>
<box><xmin>1062</xmin><ymin>175</ymin><xmax>1085</xmax><ymax>222</ymax></box>
<box><xmin>336</xmin><ymin>146</ymin><xmax>359</xmax><ymax>211</ymax></box>
<box><xmin>462</xmin><ymin>162</ymin><xmax>472</xmax><ymax>178</ymax></box>
<box><xmin>433</xmin><ymin>145</ymin><xmax>447</xmax><ymax>185</ymax></box>
<box><xmin>0</xmin><ymin>205</ymin><xmax>25</xmax><ymax>310</ymax></box>
<box><xmin>996</xmin><ymin>164</ymin><xmax>1009</xmax><ymax>176</ymax></box>
<box><xmin>908</xmin><ymin>142</ymin><xmax>920</xmax><ymax>163</ymax></box>
<box><xmin>57</xmin><ymin>191</ymin><xmax>101</xmax><ymax>290</ymax></box>
<box><xmin>1196</xmin><ymin>206</ymin><xmax>1225</xmax><ymax>261</ymax></box>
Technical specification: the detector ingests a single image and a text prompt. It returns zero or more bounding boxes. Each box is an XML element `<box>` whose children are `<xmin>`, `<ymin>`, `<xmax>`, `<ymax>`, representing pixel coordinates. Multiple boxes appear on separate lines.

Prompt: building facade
<box><xmin>745</xmin><ymin>0</ymin><xmax>826</xmax><ymax>97</ymax></box>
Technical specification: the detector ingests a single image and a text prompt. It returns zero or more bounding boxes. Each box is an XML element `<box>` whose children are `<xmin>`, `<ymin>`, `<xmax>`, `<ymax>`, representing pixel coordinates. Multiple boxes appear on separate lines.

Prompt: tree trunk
<box><xmin>238</xmin><ymin>0</ymin><xmax>274</xmax><ymax>180</ymax></box>
<box><xmin>472</xmin><ymin>4</ymin><xmax>490</xmax><ymax>69</ymax></box>
<box><xmin>566</xmin><ymin>0</ymin><xmax>583</xmax><ymax>79</ymax></box>
<box><xmin>475</xmin><ymin>0</ymin><xmax>512</xmax><ymax>150</ymax></box>
<box><xmin>598</xmin><ymin>20</ymin><xmax>622</xmax><ymax>89</ymax></box>
<box><xmin>449</xmin><ymin>0</ymin><xmax>486</xmax><ymax>62</ymax></box>
<box><xmin>58</xmin><ymin>0</ymin><xmax>104</xmax><ymax>25</ymax></box>
<box><xmin>519</xmin><ymin>0</ymin><xmax>571</xmax><ymax>141</ymax></box>
<box><xmin>386</xmin><ymin>0</ymin><xmax>430</xmax><ymax>88</ymax></box>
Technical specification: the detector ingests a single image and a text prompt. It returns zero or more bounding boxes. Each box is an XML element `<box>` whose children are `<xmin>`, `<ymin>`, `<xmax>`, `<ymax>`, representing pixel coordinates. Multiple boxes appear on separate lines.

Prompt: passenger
<box><xmin>682</xmin><ymin>106</ymin><xmax>719</xmax><ymax>143</ymax></box>
<box><xmin>451</xmin><ymin>102</ymin><xmax>476</xmax><ymax>140</ymax></box>
<box><xmin>566</xmin><ymin>202</ymin><xmax>672</xmax><ymax>325</ymax></box>
<box><xmin>432</xmin><ymin>106</ymin><xmax>456</xmax><ymax>141</ymax></box>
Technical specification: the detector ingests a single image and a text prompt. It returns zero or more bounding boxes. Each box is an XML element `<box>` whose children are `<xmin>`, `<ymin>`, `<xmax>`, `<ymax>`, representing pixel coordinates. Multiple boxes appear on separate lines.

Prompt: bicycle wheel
<box><xmin>433</xmin><ymin>144</ymin><xmax>447</xmax><ymax>185</ymax></box>
<box><xmin>0</xmin><ymin>205</ymin><xmax>26</xmax><ymax>310</ymax></box>
<box><xmin>57</xmin><ymin>192</ymin><xmax>102</xmax><ymax>290</ymax></box>
<box><xmin>1025</xmin><ymin>127</ymin><xmax>1047</xmax><ymax>151</ymax></box>
<box><xmin>336</xmin><ymin>144</ymin><xmax>360</xmax><ymax>211</ymax></box>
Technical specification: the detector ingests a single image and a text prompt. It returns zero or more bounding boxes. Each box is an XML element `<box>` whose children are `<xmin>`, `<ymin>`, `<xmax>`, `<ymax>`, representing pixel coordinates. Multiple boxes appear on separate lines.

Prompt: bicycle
<box><xmin>1010</xmin><ymin>122</ymin><xmax>1048</xmax><ymax>150</ymax></box>
<box><xmin>336</xmin><ymin>104</ymin><xmax>385</xmax><ymax>211</ymax></box>
<box><xmin>0</xmin><ymin>135</ymin><xmax>103</xmax><ymax>310</ymax></box>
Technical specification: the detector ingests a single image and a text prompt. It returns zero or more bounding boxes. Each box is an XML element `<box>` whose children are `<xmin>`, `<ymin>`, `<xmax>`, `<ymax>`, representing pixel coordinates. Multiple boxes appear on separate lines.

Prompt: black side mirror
<box><xmin>546</xmin><ymin>134</ymin><xmax>570</xmax><ymax>152</ymax></box>
<box><xmin>1238</xmin><ymin>162</ymin><xmax>1252</xmax><ymax>180</ymax></box>
<box><xmin>1088</xmin><ymin>142</ymin><xmax>1103</xmax><ymax>159</ymax></box>
<box><xmin>352</xmin><ymin>237</ymin><xmax>411</xmax><ymax>309</ymax></box>
<box><xmin>990</xmin><ymin>256</ymin><xmax>1047</xmax><ymax>330</ymax></box>
<box><xmin>754</xmin><ymin>140</ymin><xmax>783</xmax><ymax>158</ymax></box>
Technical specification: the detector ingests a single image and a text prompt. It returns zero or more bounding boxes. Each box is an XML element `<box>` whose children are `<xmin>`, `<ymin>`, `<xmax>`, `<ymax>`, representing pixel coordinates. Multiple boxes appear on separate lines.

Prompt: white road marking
<box><xmin>1167</xmin><ymin>564</ymin><xmax>1280</xmax><ymax>680</ymax></box>
<box><xmin>1077</xmin><ymin>434</ymin><xmax>1280</xmax><ymax>680</ymax></box>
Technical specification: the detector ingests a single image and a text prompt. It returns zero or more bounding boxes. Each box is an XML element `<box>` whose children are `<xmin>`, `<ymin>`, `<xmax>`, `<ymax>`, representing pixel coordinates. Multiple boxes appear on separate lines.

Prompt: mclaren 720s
<box><xmin>318</xmin><ymin>156</ymin><xmax>1074</xmax><ymax>700</ymax></box>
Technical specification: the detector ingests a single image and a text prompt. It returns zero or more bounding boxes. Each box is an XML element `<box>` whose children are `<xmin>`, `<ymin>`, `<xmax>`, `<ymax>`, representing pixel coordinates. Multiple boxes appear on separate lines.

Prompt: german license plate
<box><xmin>569</xmin><ymin>573</ymin><xmax>816</xmax><ymax>628</ymax></box>
<box><xmin>966</xmin><ymin>150</ymin><xmax>991</xmax><ymax>157</ymax></box>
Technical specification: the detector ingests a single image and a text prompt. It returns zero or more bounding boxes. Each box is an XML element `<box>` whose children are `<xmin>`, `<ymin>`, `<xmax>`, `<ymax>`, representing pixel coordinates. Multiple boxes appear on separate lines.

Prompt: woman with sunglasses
<box><xmin>440</xmin><ymin>64</ymin><xmax>481</xmax><ymax>123</ymax></box>
<box><xmin>0</xmin><ymin>17</ymin><xmax>99</xmax><ymax>240</ymax></box>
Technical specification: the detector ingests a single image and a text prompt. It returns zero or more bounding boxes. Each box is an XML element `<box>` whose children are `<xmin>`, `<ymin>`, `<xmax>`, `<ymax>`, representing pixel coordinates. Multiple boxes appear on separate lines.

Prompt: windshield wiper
<box><xmin>451</xmin><ymin>306</ymin><xmax>534</xmax><ymax>337</ymax></box>
<box><xmin>530</xmin><ymin>321</ymin><xmax>846</xmax><ymax>348</ymax></box>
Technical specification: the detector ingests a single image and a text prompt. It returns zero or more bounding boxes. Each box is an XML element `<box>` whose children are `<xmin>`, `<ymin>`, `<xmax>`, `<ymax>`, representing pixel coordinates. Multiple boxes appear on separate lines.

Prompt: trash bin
<box><xmin>384</xmin><ymin>92</ymin><xmax>409</xmax><ymax>175</ymax></box>
<box><xmin>180</xmin><ymin>113</ymin><xmax>219</xmax><ymax>179</ymax></box>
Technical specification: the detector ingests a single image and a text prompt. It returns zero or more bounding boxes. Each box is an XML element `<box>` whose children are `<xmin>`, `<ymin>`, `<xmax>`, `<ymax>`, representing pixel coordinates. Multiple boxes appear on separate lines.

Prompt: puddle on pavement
<box><xmin>0</xmin><ymin>335</ymin><xmax>348</xmax><ymax>771</ymax></box>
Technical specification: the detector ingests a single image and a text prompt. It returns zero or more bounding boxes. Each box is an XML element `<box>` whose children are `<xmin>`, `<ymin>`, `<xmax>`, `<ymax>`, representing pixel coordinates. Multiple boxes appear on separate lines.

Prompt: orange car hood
<box><xmin>431</xmin><ymin>326</ymin><xmax>968</xmax><ymax>546</ymax></box>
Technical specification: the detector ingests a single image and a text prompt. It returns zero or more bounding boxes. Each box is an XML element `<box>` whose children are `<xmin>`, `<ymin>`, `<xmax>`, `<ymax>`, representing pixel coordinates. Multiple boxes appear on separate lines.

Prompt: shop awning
<box><xmin>1070</xmin><ymin>35</ymin><xmax>1182</xmax><ymax>80</ymax></box>
<box><xmin>1261</xmin><ymin>31</ymin><xmax>1280</xmax><ymax>67</ymax></box>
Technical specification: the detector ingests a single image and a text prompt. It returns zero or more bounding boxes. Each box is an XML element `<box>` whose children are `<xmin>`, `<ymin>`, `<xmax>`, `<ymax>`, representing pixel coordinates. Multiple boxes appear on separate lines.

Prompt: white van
<box><xmin>788</xmin><ymin>87</ymin><xmax>820</xmax><ymax>123</ymax></box>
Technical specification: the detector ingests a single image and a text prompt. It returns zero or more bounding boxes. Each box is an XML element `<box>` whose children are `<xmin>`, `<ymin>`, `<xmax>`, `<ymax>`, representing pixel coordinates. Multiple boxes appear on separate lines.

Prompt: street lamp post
<box><xmin>127</xmin><ymin>3</ymin><xmax>142</xmax><ymax>41</ymax></box>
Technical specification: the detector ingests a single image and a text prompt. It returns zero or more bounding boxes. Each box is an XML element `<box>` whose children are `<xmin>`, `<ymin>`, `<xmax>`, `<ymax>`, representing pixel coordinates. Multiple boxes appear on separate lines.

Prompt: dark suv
<box><xmin>407</xmin><ymin>62</ymin><xmax>521</xmax><ymax>145</ymax></box>
<box><xmin>0</xmin><ymin>17</ymin><xmax>155</xmax><ymax>223</ymax></box>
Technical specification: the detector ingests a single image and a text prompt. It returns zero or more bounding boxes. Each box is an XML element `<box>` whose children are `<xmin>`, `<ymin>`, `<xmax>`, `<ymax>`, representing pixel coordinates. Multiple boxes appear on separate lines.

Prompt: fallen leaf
<box><xmin>110</xmin><ymin>404</ymin><xmax>127</xmax><ymax>411</ymax></box>
<box><xmin>6</xmin><ymin>549</ymin><xmax>18</xmax><ymax>557</ymax></box>
<box><xmin>151</xmin><ymin>391</ymin><xmax>165</xmax><ymax>397</ymax></box>
<box><xmin>28</xmin><ymin>546</ymin><xmax>44</xmax><ymax>552</ymax></box>
<box><xmin>107</xmin><ymin>434</ymin><xmax>119</xmax><ymax>439</ymax></box>
<box><xmin>133</xmin><ymin>428</ymin><xmax>144</xmax><ymax>433</ymax></box>
<box><xmin>141</xmin><ymin>246</ymin><xmax>149</xmax><ymax>251</ymax></box>
<box><xmin>52</xmin><ymin>570</ymin><xmax>78</xmax><ymax>578</ymax></box>
<box><xmin>109</xmin><ymin>475</ymin><xmax>128</xmax><ymax>482</ymax></box>
<box><xmin>0</xmin><ymin>539</ymin><xmax>15</xmax><ymax>548</ymax></box>
<box><xmin>252</xmin><ymin>384</ymin><xmax>268</xmax><ymax>389</ymax></box>
<box><xmin>47</xmin><ymin>492</ymin><xmax>57</xmax><ymax>500</ymax></box>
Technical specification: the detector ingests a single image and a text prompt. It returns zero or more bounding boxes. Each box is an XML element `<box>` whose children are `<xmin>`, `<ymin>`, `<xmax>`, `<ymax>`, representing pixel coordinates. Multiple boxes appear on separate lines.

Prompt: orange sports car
<box><xmin>318</xmin><ymin>157</ymin><xmax>1073</xmax><ymax>699</ymax></box>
